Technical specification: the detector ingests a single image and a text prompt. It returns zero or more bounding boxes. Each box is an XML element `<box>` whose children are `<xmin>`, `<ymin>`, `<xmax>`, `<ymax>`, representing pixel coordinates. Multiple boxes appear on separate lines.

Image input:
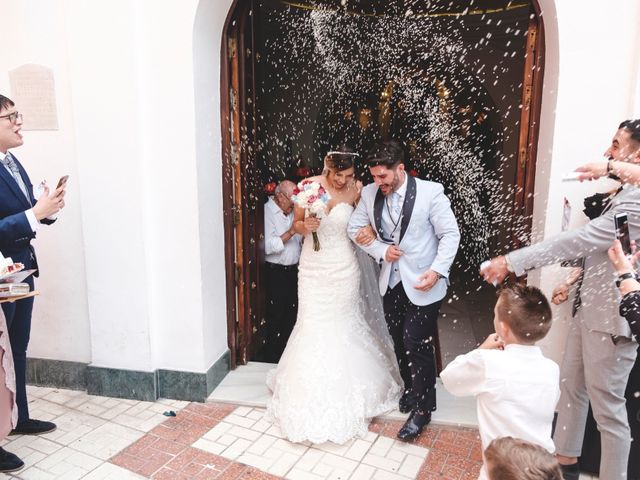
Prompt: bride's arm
<box><xmin>292</xmin><ymin>205</ymin><xmax>306</xmax><ymax>235</ymax></box>
<box><xmin>293</xmin><ymin>205</ymin><xmax>320</xmax><ymax>235</ymax></box>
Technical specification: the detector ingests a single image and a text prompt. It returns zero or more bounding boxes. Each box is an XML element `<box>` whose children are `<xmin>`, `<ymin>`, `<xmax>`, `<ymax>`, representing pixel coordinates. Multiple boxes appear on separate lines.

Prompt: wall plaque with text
<box><xmin>9</xmin><ymin>64</ymin><xmax>59</xmax><ymax>131</ymax></box>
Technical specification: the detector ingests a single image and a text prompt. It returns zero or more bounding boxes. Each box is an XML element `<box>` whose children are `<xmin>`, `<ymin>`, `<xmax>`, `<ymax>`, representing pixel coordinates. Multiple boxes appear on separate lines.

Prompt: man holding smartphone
<box><xmin>481</xmin><ymin>119</ymin><xmax>640</xmax><ymax>480</ymax></box>
<box><xmin>0</xmin><ymin>95</ymin><xmax>66</xmax><ymax>472</ymax></box>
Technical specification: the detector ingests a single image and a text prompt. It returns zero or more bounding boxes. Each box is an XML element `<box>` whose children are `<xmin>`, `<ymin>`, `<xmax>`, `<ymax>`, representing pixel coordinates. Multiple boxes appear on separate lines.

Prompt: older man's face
<box><xmin>276</xmin><ymin>191</ymin><xmax>294</xmax><ymax>215</ymax></box>
<box><xmin>0</xmin><ymin>105</ymin><xmax>24</xmax><ymax>153</ymax></box>
<box><xmin>604</xmin><ymin>128</ymin><xmax>640</xmax><ymax>163</ymax></box>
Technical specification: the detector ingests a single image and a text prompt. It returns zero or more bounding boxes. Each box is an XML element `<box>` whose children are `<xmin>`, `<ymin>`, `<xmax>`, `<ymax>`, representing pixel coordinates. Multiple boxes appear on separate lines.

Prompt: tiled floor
<box><xmin>111</xmin><ymin>403</ymin><xmax>482</xmax><ymax>480</ymax></box>
<box><xmin>0</xmin><ymin>385</ymin><xmax>600</xmax><ymax>479</ymax></box>
<box><xmin>0</xmin><ymin>386</ymin><xmax>188</xmax><ymax>479</ymax></box>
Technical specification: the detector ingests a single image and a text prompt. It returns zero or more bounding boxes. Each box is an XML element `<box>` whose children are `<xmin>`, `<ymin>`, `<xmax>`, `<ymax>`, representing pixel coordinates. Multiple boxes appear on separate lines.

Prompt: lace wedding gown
<box><xmin>266</xmin><ymin>202</ymin><xmax>402</xmax><ymax>444</ymax></box>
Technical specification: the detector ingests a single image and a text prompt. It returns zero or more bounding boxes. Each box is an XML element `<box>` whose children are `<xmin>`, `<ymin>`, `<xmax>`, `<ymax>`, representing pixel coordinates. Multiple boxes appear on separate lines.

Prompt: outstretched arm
<box><xmin>577</xmin><ymin>161</ymin><xmax>640</xmax><ymax>185</ymax></box>
<box><xmin>508</xmin><ymin>197</ymin><xmax>640</xmax><ymax>276</ymax></box>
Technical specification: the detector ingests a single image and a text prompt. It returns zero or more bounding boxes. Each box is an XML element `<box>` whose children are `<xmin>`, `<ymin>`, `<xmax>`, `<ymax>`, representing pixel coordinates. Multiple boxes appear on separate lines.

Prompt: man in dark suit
<box><xmin>0</xmin><ymin>94</ymin><xmax>66</xmax><ymax>472</ymax></box>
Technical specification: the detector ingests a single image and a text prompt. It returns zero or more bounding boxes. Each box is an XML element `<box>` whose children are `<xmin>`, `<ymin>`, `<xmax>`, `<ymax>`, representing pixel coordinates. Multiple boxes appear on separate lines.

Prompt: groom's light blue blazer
<box><xmin>348</xmin><ymin>175</ymin><xmax>460</xmax><ymax>306</ymax></box>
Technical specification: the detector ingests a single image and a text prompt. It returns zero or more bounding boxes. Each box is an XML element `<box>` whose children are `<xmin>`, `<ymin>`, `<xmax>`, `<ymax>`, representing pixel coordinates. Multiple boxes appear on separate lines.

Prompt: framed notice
<box><xmin>9</xmin><ymin>64</ymin><xmax>59</xmax><ymax>131</ymax></box>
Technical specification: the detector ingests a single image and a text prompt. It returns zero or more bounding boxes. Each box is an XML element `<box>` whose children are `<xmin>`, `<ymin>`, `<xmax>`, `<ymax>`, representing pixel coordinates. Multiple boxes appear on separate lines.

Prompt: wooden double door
<box><xmin>220</xmin><ymin>0</ymin><xmax>546</xmax><ymax>368</ymax></box>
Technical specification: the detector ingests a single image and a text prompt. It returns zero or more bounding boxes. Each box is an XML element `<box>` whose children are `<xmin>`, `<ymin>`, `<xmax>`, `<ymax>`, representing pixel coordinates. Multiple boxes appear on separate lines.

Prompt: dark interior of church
<box><xmin>248</xmin><ymin>0</ymin><xmax>536</xmax><ymax>363</ymax></box>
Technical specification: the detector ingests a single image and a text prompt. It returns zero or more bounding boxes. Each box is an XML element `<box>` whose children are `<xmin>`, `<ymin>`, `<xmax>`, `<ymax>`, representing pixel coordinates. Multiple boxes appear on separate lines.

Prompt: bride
<box><xmin>266</xmin><ymin>147</ymin><xmax>402</xmax><ymax>444</ymax></box>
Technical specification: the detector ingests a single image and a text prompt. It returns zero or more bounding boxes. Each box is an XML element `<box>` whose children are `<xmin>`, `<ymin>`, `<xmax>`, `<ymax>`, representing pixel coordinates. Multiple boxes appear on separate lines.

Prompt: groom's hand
<box><xmin>385</xmin><ymin>245</ymin><xmax>403</xmax><ymax>262</ymax></box>
<box><xmin>355</xmin><ymin>225</ymin><xmax>376</xmax><ymax>246</ymax></box>
<box><xmin>480</xmin><ymin>256</ymin><xmax>509</xmax><ymax>285</ymax></box>
<box><xmin>415</xmin><ymin>269</ymin><xmax>439</xmax><ymax>292</ymax></box>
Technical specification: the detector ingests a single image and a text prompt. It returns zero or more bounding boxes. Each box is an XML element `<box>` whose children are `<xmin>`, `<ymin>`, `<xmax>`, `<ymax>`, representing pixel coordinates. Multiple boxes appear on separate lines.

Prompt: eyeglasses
<box><xmin>0</xmin><ymin>112</ymin><xmax>23</xmax><ymax>124</ymax></box>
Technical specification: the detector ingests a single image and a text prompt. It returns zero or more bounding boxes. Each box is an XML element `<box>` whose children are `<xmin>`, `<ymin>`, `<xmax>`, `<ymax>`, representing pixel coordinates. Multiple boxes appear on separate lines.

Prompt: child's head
<box><xmin>484</xmin><ymin>437</ymin><xmax>562</xmax><ymax>480</ymax></box>
<box><xmin>494</xmin><ymin>284</ymin><xmax>552</xmax><ymax>345</ymax></box>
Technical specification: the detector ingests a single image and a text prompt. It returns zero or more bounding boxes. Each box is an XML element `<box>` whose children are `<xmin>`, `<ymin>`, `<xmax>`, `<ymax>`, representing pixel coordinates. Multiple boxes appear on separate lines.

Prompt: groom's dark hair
<box><xmin>366</xmin><ymin>140</ymin><xmax>405</xmax><ymax>169</ymax></box>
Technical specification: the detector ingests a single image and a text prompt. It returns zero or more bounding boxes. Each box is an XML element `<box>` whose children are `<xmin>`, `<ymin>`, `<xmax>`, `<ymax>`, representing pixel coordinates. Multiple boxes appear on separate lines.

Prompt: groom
<box><xmin>348</xmin><ymin>140</ymin><xmax>460</xmax><ymax>440</ymax></box>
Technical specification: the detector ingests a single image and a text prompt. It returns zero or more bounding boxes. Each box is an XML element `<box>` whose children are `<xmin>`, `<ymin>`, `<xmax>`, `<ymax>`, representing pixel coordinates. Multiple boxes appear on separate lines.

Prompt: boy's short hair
<box><xmin>485</xmin><ymin>437</ymin><xmax>562</xmax><ymax>480</ymax></box>
<box><xmin>496</xmin><ymin>284</ymin><xmax>552</xmax><ymax>343</ymax></box>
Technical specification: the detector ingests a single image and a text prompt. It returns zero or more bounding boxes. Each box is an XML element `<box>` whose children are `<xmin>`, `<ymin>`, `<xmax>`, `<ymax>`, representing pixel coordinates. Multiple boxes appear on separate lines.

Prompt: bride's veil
<box><xmin>354</xmin><ymin>247</ymin><xmax>403</xmax><ymax>388</ymax></box>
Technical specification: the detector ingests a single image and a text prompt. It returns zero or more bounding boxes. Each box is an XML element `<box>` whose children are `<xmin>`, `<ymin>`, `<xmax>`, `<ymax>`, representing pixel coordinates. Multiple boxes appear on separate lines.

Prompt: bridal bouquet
<box><xmin>291</xmin><ymin>179</ymin><xmax>331</xmax><ymax>251</ymax></box>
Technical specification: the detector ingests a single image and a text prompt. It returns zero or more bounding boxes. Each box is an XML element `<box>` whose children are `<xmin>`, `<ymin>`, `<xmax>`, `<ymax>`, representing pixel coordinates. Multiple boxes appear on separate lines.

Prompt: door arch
<box><xmin>220</xmin><ymin>0</ymin><xmax>546</xmax><ymax>367</ymax></box>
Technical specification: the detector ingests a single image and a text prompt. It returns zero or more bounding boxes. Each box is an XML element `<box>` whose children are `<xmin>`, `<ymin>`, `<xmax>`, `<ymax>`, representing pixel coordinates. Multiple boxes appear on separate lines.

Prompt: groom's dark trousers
<box><xmin>384</xmin><ymin>283</ymin><xmax>441</xmax><ymax>414</ymax></box>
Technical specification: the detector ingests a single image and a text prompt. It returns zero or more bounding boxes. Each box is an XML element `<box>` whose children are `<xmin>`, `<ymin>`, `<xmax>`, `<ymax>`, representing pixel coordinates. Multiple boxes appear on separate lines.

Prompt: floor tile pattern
<box><xmin>1</xmin><ymin>386</ymin><xmax>187</xmax><ymax>479</ymax></box>
<box><xmin>111</xmin><ymin>402</ymin><xmax>483</xmax><ymax>480</ymax></box>
<box><xmin>0</xmin><ymin>386</ymin><xmax>599</xmax><ymax>479</ymax></box>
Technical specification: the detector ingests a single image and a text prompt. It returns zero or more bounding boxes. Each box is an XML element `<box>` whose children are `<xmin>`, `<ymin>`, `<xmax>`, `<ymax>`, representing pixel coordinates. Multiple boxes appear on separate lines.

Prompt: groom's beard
<box><xmin>380</xmin><ymin>171</ymin><xmax>403</xmax><ymax>196</ymax></box>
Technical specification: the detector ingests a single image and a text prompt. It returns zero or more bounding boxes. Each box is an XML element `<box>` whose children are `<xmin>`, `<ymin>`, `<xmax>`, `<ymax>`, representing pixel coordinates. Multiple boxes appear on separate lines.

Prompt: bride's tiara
<box><xmin>326</xmin><ymin>151</ymin><xmax>360</xmax><ymax>157</ymax></box>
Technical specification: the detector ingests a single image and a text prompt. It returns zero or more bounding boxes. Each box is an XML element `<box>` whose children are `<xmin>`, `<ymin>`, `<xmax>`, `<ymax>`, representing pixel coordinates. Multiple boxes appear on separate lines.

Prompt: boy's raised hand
<box><xmin>479</xmin><ymin>333</ymin><xmax>505</xmax><ymax>350</ymax></box>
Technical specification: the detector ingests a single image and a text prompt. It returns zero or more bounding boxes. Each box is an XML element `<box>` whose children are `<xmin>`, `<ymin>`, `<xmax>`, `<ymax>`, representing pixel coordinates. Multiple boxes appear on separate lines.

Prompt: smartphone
<box><xmin>614</xmin><ymin>213</ymin><xmax>632</xmax><ymax>255</ymax></box>
<box><xmin>56</xmin><ymin>175</ymin><xmax>69</xmax><ymax>189</ymax></box>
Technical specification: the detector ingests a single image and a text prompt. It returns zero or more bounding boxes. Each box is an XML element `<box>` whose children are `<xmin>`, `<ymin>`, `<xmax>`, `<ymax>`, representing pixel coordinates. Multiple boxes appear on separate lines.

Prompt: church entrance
<box><xmin>221</xmin><ymin>0</ymin><xmax>545</xmax><ymax>368</ymax></box>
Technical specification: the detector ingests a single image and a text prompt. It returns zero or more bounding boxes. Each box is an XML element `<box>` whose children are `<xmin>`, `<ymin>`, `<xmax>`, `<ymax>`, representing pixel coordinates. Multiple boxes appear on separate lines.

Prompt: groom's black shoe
<box><xmin>397</xmin><ymin>410</ymin><xmax>431</xmax><ymax>441</ymax></box>
<box><xmin>399</xmin><ymin>393</ymin><xmax>415</xmax><ymax>414</ymax></box>
<box><xmin>0</xmin><ymin>448</ymin><xmax>24</xmax><ymax>473</ymax></box>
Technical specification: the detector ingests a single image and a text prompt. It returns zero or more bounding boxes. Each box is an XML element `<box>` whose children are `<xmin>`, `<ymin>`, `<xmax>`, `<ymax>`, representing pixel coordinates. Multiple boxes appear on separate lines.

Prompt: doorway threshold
<box><xmin>207</xmin><ymin>362</ymin><xmax>478</xmax><ymax>428</ymax></box>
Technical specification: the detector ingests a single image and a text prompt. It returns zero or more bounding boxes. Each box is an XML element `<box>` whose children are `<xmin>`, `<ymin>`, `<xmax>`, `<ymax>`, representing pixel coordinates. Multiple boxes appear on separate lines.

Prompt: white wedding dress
<box><xmin>266</xmin><ymin>202</ymin><xmax>402</xmax><ymax>444</ymax></box>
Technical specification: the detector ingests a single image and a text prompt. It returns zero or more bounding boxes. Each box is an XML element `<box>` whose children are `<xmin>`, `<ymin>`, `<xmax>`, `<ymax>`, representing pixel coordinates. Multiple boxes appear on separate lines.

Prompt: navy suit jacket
<box><xmin>0</xmin><ymin>154</ymin><xmax>54</xmax><ymax>275</ymax></box>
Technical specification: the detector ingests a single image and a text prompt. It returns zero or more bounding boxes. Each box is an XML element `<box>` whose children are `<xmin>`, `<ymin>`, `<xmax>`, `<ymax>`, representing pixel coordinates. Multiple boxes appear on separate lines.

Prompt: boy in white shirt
<box><xmin>440</xmin><ymin>284</ymin><xmax>560</xmax><ymax>480</ymax></box>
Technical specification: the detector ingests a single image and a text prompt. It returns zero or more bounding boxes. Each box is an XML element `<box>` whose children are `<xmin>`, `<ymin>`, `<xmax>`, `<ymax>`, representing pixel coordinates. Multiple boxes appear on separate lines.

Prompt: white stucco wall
<box><xmin>0</xmin><ymin>0</ymin><xmax>92</xmax><ymax>363</ymax></box>
<box><xmin>0</xmin><ymin>0</ymin><xmax>231</xmax><ymax>375</ymax></box>
<box><xmin>193</xmin><ymin>0</ymin><xmax>236</xmax><ymax>374</ymax></box>
<box><xmin>1</xmin><ymin>0</ymin><xmax>639</xmax><ymax>378</ymax></box>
